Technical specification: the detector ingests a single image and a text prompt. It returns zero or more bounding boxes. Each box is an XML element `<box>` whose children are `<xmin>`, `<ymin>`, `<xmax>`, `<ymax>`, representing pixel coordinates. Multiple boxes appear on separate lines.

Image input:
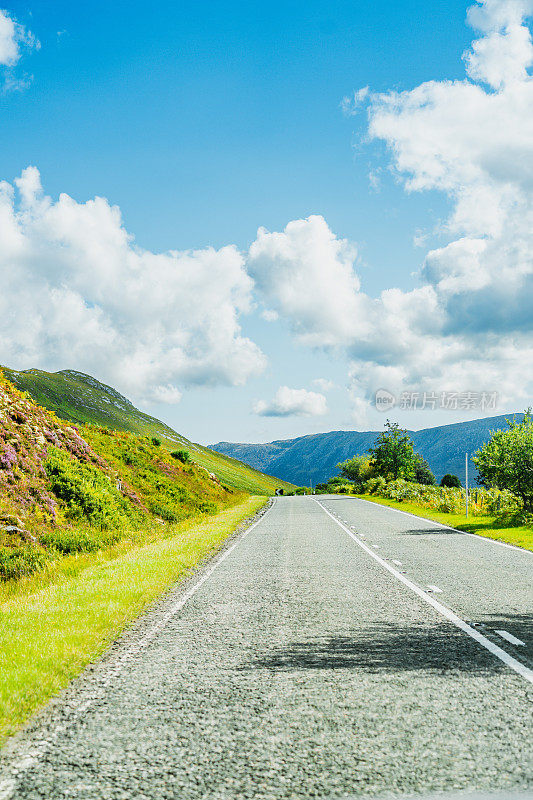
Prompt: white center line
<box><xmin>314</xmin><ymin>498</ymin><xmax>533</xmax><ymax>686</ymax></box>
<box><xmin>495</xmin><ymin>630</ymin><xmax>526</xmax><ymax>647</ymax></box>
<box><xmin>427</xmin><ymin>585</ymin><xmax>443</xmax><ymax>593</ymax></box>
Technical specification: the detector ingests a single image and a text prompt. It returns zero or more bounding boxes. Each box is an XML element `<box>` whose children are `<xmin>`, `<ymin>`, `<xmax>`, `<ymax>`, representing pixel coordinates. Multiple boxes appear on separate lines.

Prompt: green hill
<box><xmin>1</xmin><ymin>367</ymin><xmax>295</xmax><ymax>495</ymax></box>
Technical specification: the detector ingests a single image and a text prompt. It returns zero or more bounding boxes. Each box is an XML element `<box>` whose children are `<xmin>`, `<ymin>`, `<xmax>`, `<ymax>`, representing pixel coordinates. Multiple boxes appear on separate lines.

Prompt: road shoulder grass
<box><xmin>354</xmin><ymin>495</ymin><xmax>533</xmax><ymax>552</ymax></box>
<box><xmin>0</xmin><ymin>495</ymin><xmax>267</xmax><ymax>745</ymax></box>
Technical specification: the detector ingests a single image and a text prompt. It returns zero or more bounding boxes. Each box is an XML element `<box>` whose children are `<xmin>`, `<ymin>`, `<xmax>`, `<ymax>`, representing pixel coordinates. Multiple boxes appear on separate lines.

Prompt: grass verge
<box><xmin>354</xmin><ymin>494</ymin><xmax>533</xmax><ymax>552</ymax></box>
<box><xmin>0</xmin><ymin>495</ymin><xmax>267</xmax><ymax>745</ymax></box>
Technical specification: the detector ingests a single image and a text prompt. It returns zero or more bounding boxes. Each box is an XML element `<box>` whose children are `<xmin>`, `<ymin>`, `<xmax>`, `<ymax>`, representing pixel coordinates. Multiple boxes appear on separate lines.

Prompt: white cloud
<box><xmin>0</xmin><ymin>167</ymin><xmax>266</xmax><ymax>402</ymax></box>
<box><xmin>341</xmin><ymin>86</ymin><xmax>369</xmax><ymax>116</ymax></box>
<box><xmin>0</xmin><ymin>9</ymin><xmax>38</xmax><ymax>88</ymax></box>
<box><xmin>261</xmin><ymin>308</ymin><xmax>279</xmax><ymax>322</ymax></box>
<box><xmin>465</xmin><ymin>0</ymin><xmax>533</xmax><ymax>88</ymax></box>
<box><xmin>365</xmin><ymin>0</ymin><xmax>533</xmax><ymax>338</ymax></box>
<box><xmin>312</xmin><ymin>378</ymin><xmax>335</xmax><ymax>392</ymax></box>
<box><xmin>253</xmin><ymin>386</ymin><xmax>328</xmax><ymax>417</ymax></box>
<box><xmin>248</xmin><ymin>215</ymin><xmax>367</xmax><ymax>347</ymax></box>
<box><xmin>248</xmin><ymin>0</ymin><xmax>533</xmax><ymax>418</ymax></box>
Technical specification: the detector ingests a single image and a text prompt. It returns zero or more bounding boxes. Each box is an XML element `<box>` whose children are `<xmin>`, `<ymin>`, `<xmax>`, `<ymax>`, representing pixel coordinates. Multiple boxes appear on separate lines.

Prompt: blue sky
<box><xmin>1</xmin><ymin>0</ymin><xmax>532</xmax><ymax>444</ymax></box>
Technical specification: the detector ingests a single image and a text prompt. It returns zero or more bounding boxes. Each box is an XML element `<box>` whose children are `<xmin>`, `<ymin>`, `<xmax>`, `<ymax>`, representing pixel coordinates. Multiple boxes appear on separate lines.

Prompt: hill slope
<box><xmin>0</xmin><ymin>370</ymin><xmax>240</xmax><ymax>576</ymax></box>
<box><xmin>211</xmin><ymin>413</ymin><xmax>526</xmax><ymax>486</ymax></box>
<box><xmin>1</xmin><ymin>367</ymin><xmax>294</xmax><ymax>495</ymax></box>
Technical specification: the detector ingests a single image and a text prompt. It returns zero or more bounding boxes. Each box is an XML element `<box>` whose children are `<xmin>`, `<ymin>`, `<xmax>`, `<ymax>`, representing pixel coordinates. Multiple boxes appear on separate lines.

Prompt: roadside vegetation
<box><xmin>1</xmin><ymin>365</ymin><xmax>295</xmax><ymax>496</ymax></box>
<box><xmin>0</xmin><ymin>369</ymin><xmax>273</xmax><ymax>742</ymax></box>
<box><xmin>0</xmin><ymin>370</ymin><xmax>240</xmax><ymax>581</ymax></box>
<box><xmin>316</xmin><ymin>415</ymin><xmax>533</xmax><ymax>551</ymax></box>
<box><xmin>0</xmin><ymin>495</ymin><xmax>266</xmax><ymax>744</ymax></box>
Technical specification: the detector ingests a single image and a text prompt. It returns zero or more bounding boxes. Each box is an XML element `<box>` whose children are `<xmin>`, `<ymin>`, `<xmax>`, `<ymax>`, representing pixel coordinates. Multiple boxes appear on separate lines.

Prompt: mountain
<box><xmin>211</xmin><ymin>413</ymin><xmax>526</xmax><ymax>487</ymax></box>
<box><xmin>1</xmin><ymin>367</ymin><xmax>295</xmax><ymax>495</ymax></box>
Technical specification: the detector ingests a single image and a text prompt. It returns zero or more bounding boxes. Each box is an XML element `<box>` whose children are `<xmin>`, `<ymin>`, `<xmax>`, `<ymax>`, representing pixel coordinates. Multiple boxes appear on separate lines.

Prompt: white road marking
<box><xmin>0</xmin><ymin>501</ymin><xmax>275</xmax><ymax>798</ymax></box>
<box><xmin>427</xmin><ymin>585</ymin><xmax>443</xmax><ymax>593</ymax></box>
<box><xmin>355</xmin><ymin>497</ymin><xmax>532</xmax><ymax>555</ymax></box>
<box><xmin>316</xmin><ymin>499</ymin><xmax>533</xmax><ymax>685</ymax></box>
<box><xmin>392</xmin><ymin>560</ymin><xmax>402</xmax><ymax>566</ymax></box>
<box><xmin>495</xmin><ymin>630</ymin><xmax>526</xmax><ymax>647</ymax></box>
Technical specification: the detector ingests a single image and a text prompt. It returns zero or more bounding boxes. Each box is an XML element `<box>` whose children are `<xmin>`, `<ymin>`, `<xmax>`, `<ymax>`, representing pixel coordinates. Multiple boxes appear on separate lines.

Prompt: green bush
<box><xmin>364</xmin><ymin>476</ymin><xmax>387</xmax><ymax>495</ymax></box>
<box><xmin>358</xmin><ymin>475</ymin><xmax>523</xmax><ymax>518</ymax></box>
<box><xmin>148</xmin><ymin>500</ymin><xmax>179</xmax><ymax>522</ymax></box>
<box><xmin>171</xmin><ymin>449</ymin><xmax>190</xmax><ymax>464</ymax></box>
<box><xmin>440</xmin><ymin>474</ymin><xmax>462</xmax><ymax>488</ymax></box>
<box><xmin>151</xmin><ymin>437</ymin><xmax>162</xmax><ymax>447</ymax></box>
<box><xmin>39</xmin><ymin>527</ymin><xmax>121</xmax><ymax>554</ymax></box>
<box><xmin>45</xmin><ymin>446</ymin><xmax>133</xmax><ymax>529</ymax></box>
<box><xmin>0</xmin><ymin>546</ymin><xmax>50</xmax><ymax>581</ymax></box>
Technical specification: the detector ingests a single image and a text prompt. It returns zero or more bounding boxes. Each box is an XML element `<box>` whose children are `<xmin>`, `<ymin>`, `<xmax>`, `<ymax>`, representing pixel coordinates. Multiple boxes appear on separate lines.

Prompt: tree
<box><xmin>440</xmin><ymin>474</ymin><xmax>461</xmax><ymax>488</ymax></box>
<box><xmin>473</xmin><ymin>411</ymin><xmax>533</xmax><ymax>511</ymax></box>
<box><xmin>367</xmin><ymin>421</ymin><xmax>419</xmax><ymax>481</ymax></box>
<box><xmin>337</xmin><ymin>455</ymin><xmax>373</xmax><ymax>484</ymax></box>
<box><xmin>414</xmin><ymin>457</ymin><xmax>436</xmax><ymax>485</ymax></box>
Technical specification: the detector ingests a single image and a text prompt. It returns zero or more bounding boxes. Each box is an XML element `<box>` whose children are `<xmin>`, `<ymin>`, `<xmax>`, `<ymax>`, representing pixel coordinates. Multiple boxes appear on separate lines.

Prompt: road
<box><xmin>1</xmin><ymin>495</ymin><xmax>532</xmax><ymax>799</ymax></box>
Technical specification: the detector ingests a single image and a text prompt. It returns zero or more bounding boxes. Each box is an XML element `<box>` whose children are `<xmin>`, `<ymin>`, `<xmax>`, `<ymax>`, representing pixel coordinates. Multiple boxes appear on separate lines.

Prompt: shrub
<box><xmin>337</xmin><ymin>455</ymin><xmax>373</xmax><ymax>485</ymax></box>
<box><xmin>39</xmin><ymin>527</ymin><xmax>121</xmax><ymax>554</ymax></box>
<box><xmin>45</xmin><ymin>446</ymin><xmax>132</xmax><ymax>529</ymax></box>
<box><xmin>151</xmin><ymin>437</ymin><xmax>162</xmax><ymax>447</ymax></box>
<box><xmin>440</xmin><ymin>474</ymin><xmax>462</xmax><ymax>488</ymax></box>
<box><xmin>148</xmin><ymin>500</ymin><xmax>179</xmax><ymax>522</ymax></box>
<box><xmin>364</xmin><ymin>476</ymin><xmax>387</xmax><ymax>495</ymax></box>
<box><xmin>171</xmin><ymin>449</ymin><xmax>190</xmax><ymax>464</ymax></box>
<box><xmin>414</xmin><ymin>458</ymin><xmax>436</xmax><ymax>485</ymax></box>
<box><xmin>0</xmin><ymin>546</ymin><xmax>50</xmax><ymax>581</ymax></box>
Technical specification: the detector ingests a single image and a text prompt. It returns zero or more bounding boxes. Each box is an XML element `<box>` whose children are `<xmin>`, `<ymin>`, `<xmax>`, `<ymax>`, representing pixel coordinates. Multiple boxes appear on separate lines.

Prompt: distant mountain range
<box><xmin>0</xmin><ymin>366</ymin><xmax>295</xmax><ymax>495</ymax></box>
<box><xmin>211</xmin><ymin>413</ymin><xmax>525</xmax><ymax>486</ymax></box>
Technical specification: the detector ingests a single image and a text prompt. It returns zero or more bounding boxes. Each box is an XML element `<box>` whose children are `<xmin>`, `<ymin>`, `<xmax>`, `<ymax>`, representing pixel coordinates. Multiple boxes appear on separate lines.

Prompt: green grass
<box><xmin>354</xmin><ymin>494</ymin><xmax>533</xmax><ymax>552</ymax></box>
<box><xmin>189</xmin><ymin>441</ymin><xmax>294</xmax><ymax>495</ymax></box>
<box><xmin>0</xmin><ymin>495</ymin><xmax>267</xmax><ymax>745</ymax></box>
<box><xmin>2</xmin><ymin>366</ymin><xmax>295</xmax><ymax>495</ymax></box>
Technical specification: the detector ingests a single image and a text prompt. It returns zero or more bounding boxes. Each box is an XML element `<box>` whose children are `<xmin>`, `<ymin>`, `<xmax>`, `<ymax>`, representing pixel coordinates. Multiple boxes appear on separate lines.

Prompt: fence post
<box><xmin>465</xmin><ymin>453</ymin><xmax>469</xmax><ymax>518</ymax></box>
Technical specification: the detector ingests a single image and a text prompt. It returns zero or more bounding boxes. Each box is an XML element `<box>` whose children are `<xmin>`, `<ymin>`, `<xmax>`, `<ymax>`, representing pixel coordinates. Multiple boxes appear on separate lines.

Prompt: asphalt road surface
<box><xmin>1</xmin><ymin>496</ymin><xmax>532</xmax><ymax>800</ymax></box>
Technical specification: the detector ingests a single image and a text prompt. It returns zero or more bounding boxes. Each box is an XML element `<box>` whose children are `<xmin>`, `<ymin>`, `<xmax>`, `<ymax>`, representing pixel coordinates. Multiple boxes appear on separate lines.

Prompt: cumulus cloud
<box><xmin>0</xmin><ymin>9</ymin><xmax>39</xmax><ymax>89</ymax></box>
<box><xmin>253</xmin><ymin>386</ymin><xmax>328</xmax><ymax>417</ymax></box>
<box><xmin>465</xmin><ymin>0</ymin><xmax>533</xmax><ymax>87</ymax></box>
<box><xmin>0</xmin><ymin>167</ymin><xmax>266</xmax><ymax>402</ymax></box>
<box><xmin>248</xmin><ymin>215</ymin><xmax>367</xmax><ymax>347</ymax></box>
<box><xmin>365</xmin><ymin>0</ymin><xmax>533</xmax><ymax>335</ymax></box>
<box><xmin>247</xmin><ymin>0</ymin><xmax>533</xmax><ymax>418</ymax></box>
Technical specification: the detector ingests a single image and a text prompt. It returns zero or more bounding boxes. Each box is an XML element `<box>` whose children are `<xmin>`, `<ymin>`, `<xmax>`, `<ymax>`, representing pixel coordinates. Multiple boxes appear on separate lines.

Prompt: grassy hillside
<box><xmin>1</xmin><ymin>367</ymin><xmax>295</xmax><ymax>495</ymax></box>
<box><xmin>211</xmin><ymin>413</ymin><xmax>526</xmax><ymax>486</ymax></box>
<box><xmin>0</xmin><ymin>370</ymin><xmax>244</xmax><ymax>580</ymax></box>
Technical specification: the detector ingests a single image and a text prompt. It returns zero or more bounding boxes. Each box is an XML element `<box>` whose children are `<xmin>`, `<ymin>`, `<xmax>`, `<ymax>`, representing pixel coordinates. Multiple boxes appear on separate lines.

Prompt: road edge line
<box><xmin>315</xmin><ymin>499</ymin><xmax>533</xmax><ymax>685</ymax></box>
<box><xmin>353</xmin><ymin>495</ymin><xmax>532</xmax><ymax>555</ymax></box>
